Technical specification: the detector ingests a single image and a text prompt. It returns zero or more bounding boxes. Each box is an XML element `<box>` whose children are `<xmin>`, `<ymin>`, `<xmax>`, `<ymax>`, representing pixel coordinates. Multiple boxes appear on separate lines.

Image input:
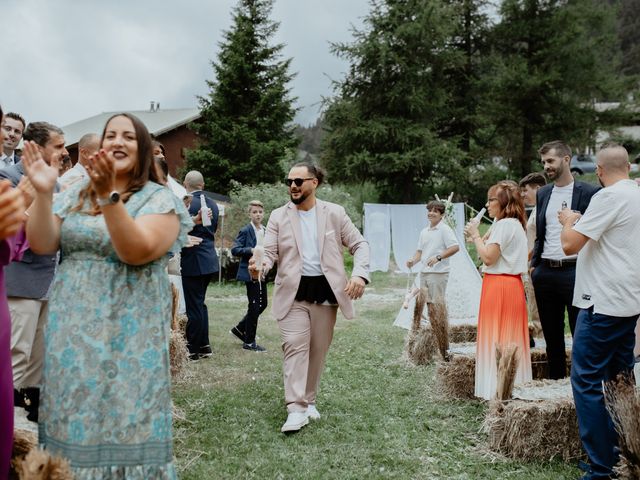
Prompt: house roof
<box><xmin>61</xmin><ymin>107</ymin><xmax>201</xmax><ymax>147</ymax></box>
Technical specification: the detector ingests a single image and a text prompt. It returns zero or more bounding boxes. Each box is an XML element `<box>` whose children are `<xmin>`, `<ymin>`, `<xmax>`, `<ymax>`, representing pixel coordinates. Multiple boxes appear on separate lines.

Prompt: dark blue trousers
<box><xmin>571</xmin><ymin>307</ymin><xmax>638</xmax><ymax>479</ymax></box>
<box><xmin>235</xmin><ymin>280</ymin><xmax>268</xmax><ymax>344</ymax></box>
<box><xmin>182</xmin><ymin>274</ymin><xmax>215</xmax><ymax>354</ymax></box>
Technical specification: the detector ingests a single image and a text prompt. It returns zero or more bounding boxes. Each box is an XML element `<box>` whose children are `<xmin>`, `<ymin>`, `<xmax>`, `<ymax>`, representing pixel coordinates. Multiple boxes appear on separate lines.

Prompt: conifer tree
<box><xmin>185</xmin><ymin>0</ymin><xmax>297</xmax><ymax>193</ymax></box>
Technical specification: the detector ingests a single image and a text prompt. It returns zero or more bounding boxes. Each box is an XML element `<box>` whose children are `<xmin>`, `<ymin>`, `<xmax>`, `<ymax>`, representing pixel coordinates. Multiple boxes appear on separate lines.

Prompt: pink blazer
<box><xmin>263</xmin><ymin>199</ymin><xmax>370</xmax><ymax>320</ymax></box>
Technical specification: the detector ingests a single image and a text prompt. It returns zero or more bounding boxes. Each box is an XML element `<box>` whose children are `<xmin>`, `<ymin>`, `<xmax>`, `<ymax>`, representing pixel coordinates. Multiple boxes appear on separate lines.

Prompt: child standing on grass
<box><xmin>231</xmin><ymin>200</ymin><xmax>268</xmax><ymax>352</ymax></box>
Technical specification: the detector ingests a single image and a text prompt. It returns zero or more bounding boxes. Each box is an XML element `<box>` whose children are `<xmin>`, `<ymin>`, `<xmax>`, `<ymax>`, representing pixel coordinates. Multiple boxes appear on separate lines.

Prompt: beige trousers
<box><xmin>278</xmin><ymin>300</ymin><xmax>338</xmax><ymax>413</ymax></box>
<box><xmin>10</xmin><ymin>298</ymin><xmax>48</xmax><ymax>388</ymax></box>
<box><xmin>419</xmin><ymin>272</ymin><xmax>449</xmax><ymax>304</ymax></box>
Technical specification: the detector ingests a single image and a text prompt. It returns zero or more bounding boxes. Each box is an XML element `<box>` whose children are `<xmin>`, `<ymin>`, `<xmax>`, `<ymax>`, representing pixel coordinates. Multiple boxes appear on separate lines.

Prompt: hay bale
<box><xmin>435</xmin><ymin>354</ymin><xmax>476</xmax><ymax>399</ymax></box>
<box><xmin>605</xmin><ymin>373</ymin><xmax>640</xmax><ymax>479</ymax></box>
<box><xmin>406</xmin><ymin>289</ymin><xmax>436</xmax><ymax>365</ymax></box>
<box><xmin>171</xmin><ymin>283</ymin><xmax>180</xmax><ymax>331</ymax></box>
<box><xmin>530</xmin><ymin>348</ymin><xmax>572</xmax><ymax>379</ymax></box>
<box><xmin>176</xmin><ymin>313</ymin><xmax>188</xmax><ymax>333</ymax></box>
<box><xmin>428</xmin><ymin>302</ymin><xmax>449</xmax><ymax>361</ymax></box>
<box><xmin>11</xmin><ymin>429</ymin><xmax>38</xmax><ymax>478</ymax></box>
<box><xmin>495</xmin><ymin>344</ymin><xmax>520</xmax><ymax>401</ymax></box>
<box><xmin>449</xmin><ymin>324</ymin><xmax>477</xmax><ymax>343</ymax></box>
<box><xmin>17</xmin><ymin>448</ymin><xmax>74</xmax><ymax>480</ymax></box>
<box><xmin>484</xmin><ymin>379</ymin><xmax>583</xmax><ymax>461</ymax></box>
<box><xmin>169</xmin><ymin>329</ymin><xmax>189</xmax><ymax>380</ymax></box>
<box><xmin>436</xmin><ymin>347</ymin><xmax>571</xmax><ymax>400</ymax></box>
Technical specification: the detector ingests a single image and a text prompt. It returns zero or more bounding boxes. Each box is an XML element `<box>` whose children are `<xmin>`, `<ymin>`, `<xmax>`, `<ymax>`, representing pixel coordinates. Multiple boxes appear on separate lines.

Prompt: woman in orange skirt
<box><xmin>465</xmin><ymin>180</ymin><xmax>532</xmax><ymax>400</ymax></box>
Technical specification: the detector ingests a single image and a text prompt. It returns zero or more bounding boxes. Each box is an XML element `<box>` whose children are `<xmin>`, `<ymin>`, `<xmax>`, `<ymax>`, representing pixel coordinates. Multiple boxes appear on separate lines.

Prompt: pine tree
<box><xmin>322</xmin><ymin>0</ymin><xmax>469</xmax><ymax>203</ymax></box>
<box><xmin>487</xmin><ymin>0</ymin><xmax>621</xmax><ymax>177</ymax></box>
<box><xmin>185</xmin><ymin>0</ymin><xmax>297</xmax><ymax>193</ymax></box>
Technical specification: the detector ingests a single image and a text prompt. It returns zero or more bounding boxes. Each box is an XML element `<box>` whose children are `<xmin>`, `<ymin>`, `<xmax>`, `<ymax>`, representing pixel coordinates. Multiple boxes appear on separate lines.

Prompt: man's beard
<box><xmin>290</xmin><ymin>191</ymin><xmax>307</xmax><ymax>205</ymax></box>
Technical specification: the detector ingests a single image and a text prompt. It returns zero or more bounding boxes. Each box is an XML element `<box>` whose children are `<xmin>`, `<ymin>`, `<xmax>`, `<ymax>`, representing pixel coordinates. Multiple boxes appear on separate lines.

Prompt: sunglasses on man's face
<box><xmin>285</xmin><ymin>177</ymin><xmax>314</xmax><ymax>187</ymax></box>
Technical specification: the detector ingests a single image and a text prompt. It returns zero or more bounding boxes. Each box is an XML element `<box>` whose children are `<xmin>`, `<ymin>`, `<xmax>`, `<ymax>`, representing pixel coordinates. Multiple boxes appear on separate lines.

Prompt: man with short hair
<box><xmin>180</xmin><ymin>171</ymin><xmax>219</xmax><ymax>360</ymax></box>
<box><xmin>59</xmin><ymin>133</ymin><xmax>100</xmax><ymax>187</ymax></box>
<box><xmin>0</xmin><ymin>121</ymin><xmax>67</xmax><ymax>421</ymax></box>
<box><xmin>255</xmin><ymin>162</ymin><xmax>370</xmax><ymax>433</ymax></box>
<box><xmin>406</xmin><ymin>200</ymin><xmax>459</xmax><ymax>339</ymax></box>
<box><xmin>559</xmin><ymin>144</ymin><xmax>640</xmax><ymax>480</ymax></box>
<box><xmin>230</xmin><ymin>200</ymin><xmax>268</xmax><ymax>352</ymax></box>
<box><xmin>531</xmin><ymin>141</ymin><xmax>599</xmax><ymax>379</ymax></box>
<box><xmin>519</xmin><ymin>172</ymin><xmax>547</xmax><ymax>344</ymax></box>
<box><xmin>1</xmin><ymin>112</ymin><xmax>26</xmax><ymax>168</ymax></box>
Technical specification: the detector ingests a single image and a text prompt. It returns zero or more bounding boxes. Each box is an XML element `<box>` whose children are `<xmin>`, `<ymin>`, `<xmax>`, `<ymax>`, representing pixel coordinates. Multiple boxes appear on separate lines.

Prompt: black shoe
<box><xmin>230</xmin><ymin>326</ymin><xmax>246</xmax><ymax>343</ymax></box>
<box><xmin>530</xmin><ymin>336</ymin><xmax>535</xmax><ymax>348</ymax></box>
<box><xmin>243</xmin><ymin>342</ymin><xmax>266</xmax><ymax>352</ymax></box>
<box><xmin>188</xmin><ymin>352</ymin><xmax>201</xmax><ymax>361</ymax></box>
<box><xmin>23</xmin><ymin>387</ymin><xmax>40</xmax><ymax>423</ymax></box>
<box><xmin>199</xmin><ymin>345</ymin><xmax>213</xmax><ymax>358</ymax></box>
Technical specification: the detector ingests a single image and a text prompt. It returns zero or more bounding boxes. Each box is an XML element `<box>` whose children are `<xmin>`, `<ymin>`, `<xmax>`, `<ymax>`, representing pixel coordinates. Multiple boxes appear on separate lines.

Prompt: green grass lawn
<box><xmin>172</xmin><ymin>274</ymin><xmax>581</xmax><ymax>479</ymax></box>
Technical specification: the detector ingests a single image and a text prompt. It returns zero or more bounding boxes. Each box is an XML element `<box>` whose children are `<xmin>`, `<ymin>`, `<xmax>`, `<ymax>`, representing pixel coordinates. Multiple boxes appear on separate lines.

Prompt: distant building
<box><xmin>61</xmin><ymin>104</ymin><xmax>200</xmax><ymax>177</ymax></box>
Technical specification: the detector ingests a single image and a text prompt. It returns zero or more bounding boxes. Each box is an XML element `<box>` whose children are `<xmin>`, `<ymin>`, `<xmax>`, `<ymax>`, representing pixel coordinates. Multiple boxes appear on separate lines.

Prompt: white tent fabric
<box><xmin>363</xmin><ymin>203</ymin><xmax>391</xmax><ymax>272</ymax></box>
<box><xmin>167</xmin><ymin>174</ymin><xmax>188</xmax><ymax>198</ymax></box>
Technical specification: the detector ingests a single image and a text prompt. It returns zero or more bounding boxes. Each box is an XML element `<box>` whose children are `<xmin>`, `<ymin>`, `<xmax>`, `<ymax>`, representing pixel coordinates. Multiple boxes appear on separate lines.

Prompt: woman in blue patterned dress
<box><xmin>22</xmin><ymin>113</ymin><xmax>192</xmax><ymax>479</ymax></box>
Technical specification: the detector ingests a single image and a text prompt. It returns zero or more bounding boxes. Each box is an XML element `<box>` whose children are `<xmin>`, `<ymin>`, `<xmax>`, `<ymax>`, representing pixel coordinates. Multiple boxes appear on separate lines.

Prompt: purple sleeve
<box><xmin>0</xmin><ymin>229</ymin><xmax>28</xmax><ymax>267</ymax></box>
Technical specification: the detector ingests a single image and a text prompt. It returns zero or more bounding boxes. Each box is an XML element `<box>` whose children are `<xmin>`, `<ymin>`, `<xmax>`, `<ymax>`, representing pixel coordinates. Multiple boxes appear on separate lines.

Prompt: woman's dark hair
<box><xmin>154</xmin><ymin>156</ymin><xmax>169</xmax><ymax>177</ymax></box>
<box><xmin>488</xmin><ymin>180</ymin><xmax>527</xmax><ymax>229</ymax></box>
<box><xmin>152</xmin><ymin>140</ymin><xmax>166</xmax><ymax>157</ymax></box>
<box><xmin>0</xmin><ymin>104</ymin><xmax>3</xmax><ymax>121</ymax></box>
<box><xmin>293</xmin><ymin>162</ymin><xmax>326</xmax><ymax>186</ymax></box>
<box><xmin>72</xmin><ymin>113</ymin><xmax>159</xmax><ymax>215</ymax></box>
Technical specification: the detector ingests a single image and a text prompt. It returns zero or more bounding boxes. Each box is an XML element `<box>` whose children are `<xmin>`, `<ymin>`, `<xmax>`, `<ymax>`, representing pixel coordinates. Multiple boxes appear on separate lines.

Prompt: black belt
<box><xmin>542</xmin><ymin>258</ymin><xmax>577</xmax><ymax>268</ymax></box>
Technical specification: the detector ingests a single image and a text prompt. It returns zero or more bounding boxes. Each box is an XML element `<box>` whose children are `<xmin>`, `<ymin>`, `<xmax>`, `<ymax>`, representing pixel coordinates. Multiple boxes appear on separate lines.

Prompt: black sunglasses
<box><xmin>285</xmin><ymin>177</ymin><xmax>315</xmax><ymax>187</ymax></box>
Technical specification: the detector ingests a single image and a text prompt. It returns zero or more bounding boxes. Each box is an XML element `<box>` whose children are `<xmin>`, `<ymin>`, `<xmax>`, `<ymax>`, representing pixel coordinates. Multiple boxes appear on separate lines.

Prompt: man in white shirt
<box><xmin>0</xmin><ymin>112</ymin><xmax>25</xmax><ymax>168</ymax></box>
<box><xmin>531</xmin><ymin>140</ymin><xmax>599</xmax><ymax>379</ymax></box>
<box><xmin>559</xmin><ymin>144</ymin><xmax>640</xmax><ymax>480</ymax></box>
<box><xmin>406</xmin><ymin>200</ymin><xmax>459</xmax><ymax>332</ymax></box>
<box><xmin>59</xmin><ymin>133</ymin><xmax>99</xmax><ymax>187</ymax></box>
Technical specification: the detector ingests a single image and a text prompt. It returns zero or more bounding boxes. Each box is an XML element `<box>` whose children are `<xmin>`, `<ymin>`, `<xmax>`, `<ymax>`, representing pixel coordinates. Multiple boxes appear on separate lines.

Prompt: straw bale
<box><xmin>176</xmin><ymin>313</ymin><xmax>188</xmax><ymax>333</ymax></box>
<box><xmin>496</xmin><ymin>344</ymin><xmax>520</xmax><ymax>401</ymax></box>
<box><xmin>170</xmin><ymin>329</ymin><xmax>189</xmax><ymax>380</ymax></box>
<box><xmin>484</xmin><ymin>382</ymin><xmax>583</xmax><ymax>461</ymax></box>
<box><xmin>17</xmin><ymin>448</ymin><xmax>74</xmax><ymax>480</ymax></box>
<box><xmin>604</xmin><ymin>373</ymin><xmax>640</xmax><ymax>479</ymax></box>
<box><xmin>530</xmin><ymin>348</ymin><xmax>572</xmax><ymax>379</ymax></box>
<box><xmin>436</xmin><ymin>349</ymin><xmax>570</xmax><ymax>400</ymax></box>
<box><xmin>11</xmin><ymin>429</ymin><xmax>37</xmax><ymax>478</ymax></box>
<box><xmin>435</xmin><ymin>354</ymin><xmax>476</xmax><ymax>399</ymax></box>
<box><xmin>171</xmin><ymin>283</ymin><xmax>180</xmax><ymax>331</ymax></box>
<box><xmin>429</xmin><ymin>302</ymin><xmax>449</xmax><ymax>361</ymax></box>
<box><xmin>449</xmin><ymin>324</ymin><xmax>477</xmax><ymax>343</ymax></box>
<box><xmin>405</xmin><ymin>289</ymin><xmax>436</xmax><ymax>365</ymax></box>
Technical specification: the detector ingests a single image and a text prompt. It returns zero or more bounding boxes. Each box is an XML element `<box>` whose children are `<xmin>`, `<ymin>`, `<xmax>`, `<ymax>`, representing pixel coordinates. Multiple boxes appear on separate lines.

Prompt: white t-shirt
<box><xmin>572</xmin><ymin>179</ymin><xmax>640</xmax><ymax>317</ymax></box>
<box><xmin>526</xmin><ymin>206</ymin><xmax>536</xmax><ymax>253</ymax></box>
<box><xmin>543</xmin><ymin>183</ymin><xmax>576</xmax><ymax>260</ymax></box>
<box><xmin>483</xmin><ymin>218</ymin><xmax>528</xmax><ymax>275</ymax></box>
<box><xmin>60</xmin><ymin>162</ymin><xmax>87</xmax><ymax>187</ymax></box>
<box><xmin>416</xmin><ymin>221</ymin><xmax>459</xmax><ymax>273</ymax></box>
<box><xmin>298</xmin><ymin>207</ymin><xmax>323</xmax><ymax>276</ymax></box>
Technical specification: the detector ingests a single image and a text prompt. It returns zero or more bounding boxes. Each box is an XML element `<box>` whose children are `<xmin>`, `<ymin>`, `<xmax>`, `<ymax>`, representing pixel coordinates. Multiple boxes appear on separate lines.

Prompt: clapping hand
<box><xmin>22</xmin><ymin>141</ymin><xmax>59</xmax><ymax>195</ymax></box>
<box><xmin>0</xmin><ymin>180</ymin><xmax>25</xmax><ymax>240</ymax></box>
<box><xmin>85</xmin><ymin>149</ymin><xmax>116</xmax><ymax>198</ymax></box>
<box><xmin>17</xmin><ymin>176</ymin><xmax>36</xmax><ymax>209</ymax></box>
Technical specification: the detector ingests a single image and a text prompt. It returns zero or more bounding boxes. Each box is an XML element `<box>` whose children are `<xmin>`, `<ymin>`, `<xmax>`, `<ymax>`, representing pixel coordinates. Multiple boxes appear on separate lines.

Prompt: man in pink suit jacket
<box><xmin>255</xmin><ymin>162</ymin><xmax>370</xmax><ymax>433</ymax></box>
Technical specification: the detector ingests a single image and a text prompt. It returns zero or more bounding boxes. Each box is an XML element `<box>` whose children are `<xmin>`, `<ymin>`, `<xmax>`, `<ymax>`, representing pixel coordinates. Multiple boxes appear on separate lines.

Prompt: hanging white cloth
<box><xmin>390</xmin><ymin>204</ymin><xmax>428</xmax><ymax>273</ymax></box>
<box><xmin>364</xmin><ymin>203</ymin><xmax>391</xmax><ymax>272</ymax></box>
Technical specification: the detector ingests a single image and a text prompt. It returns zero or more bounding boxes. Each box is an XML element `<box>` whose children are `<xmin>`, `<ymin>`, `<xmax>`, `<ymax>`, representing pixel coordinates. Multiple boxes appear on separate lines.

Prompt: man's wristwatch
<box><xmin>436</xmin><ymin>255</ymin><xmax>442</xmax><ymax>262</ymax></box>
<box><xmin>97</xmin><ymin>191</ymin><xmax>120</xmax><ymax>207</ymax></box>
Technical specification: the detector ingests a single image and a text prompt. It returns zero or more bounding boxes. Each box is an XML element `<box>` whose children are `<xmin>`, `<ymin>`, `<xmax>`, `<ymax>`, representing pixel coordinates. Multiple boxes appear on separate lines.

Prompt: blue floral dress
<box><xmin>39</xmin><ymin>180</ymin><xmax>192</xmax><ymax>479</ymax></box>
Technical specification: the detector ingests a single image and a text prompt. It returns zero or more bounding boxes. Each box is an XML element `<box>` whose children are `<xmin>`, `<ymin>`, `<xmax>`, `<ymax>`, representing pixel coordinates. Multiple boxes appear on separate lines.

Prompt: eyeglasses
<box><xmin>285</xmin><ymin>177</ymin><xmax>314</xmax><ymax>187</ymax></box>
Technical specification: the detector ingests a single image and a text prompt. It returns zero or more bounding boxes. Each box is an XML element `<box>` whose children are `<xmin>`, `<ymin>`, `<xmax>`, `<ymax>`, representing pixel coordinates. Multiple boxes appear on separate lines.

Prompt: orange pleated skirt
<box><xmin>475</xmin><ymin>273</ymin><xmax>532</xmax><ymax>400</ymax></box>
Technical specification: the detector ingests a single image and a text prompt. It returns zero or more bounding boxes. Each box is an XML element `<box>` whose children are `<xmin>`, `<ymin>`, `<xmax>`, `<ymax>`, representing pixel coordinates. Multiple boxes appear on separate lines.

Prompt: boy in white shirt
<box><xmin>406</xmin><ymin>201</ymin><xmax>460</xmax><ymax>336</ymax></box>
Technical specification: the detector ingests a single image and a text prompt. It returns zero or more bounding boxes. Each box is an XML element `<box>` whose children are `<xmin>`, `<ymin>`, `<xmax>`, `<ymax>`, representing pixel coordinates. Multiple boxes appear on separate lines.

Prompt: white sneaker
<box><xmin>306</xmin><ymin>404</ymin><xmax>321</xmax><ymax>420</ymax></box>
<box><xmin>281</xmin><ymin>411</ymin><xmax>309</xmax><ymax>433</ymax></box>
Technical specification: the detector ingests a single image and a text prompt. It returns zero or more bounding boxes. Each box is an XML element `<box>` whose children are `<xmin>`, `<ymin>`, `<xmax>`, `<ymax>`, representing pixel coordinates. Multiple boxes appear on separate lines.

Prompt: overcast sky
<box><xmin>1</xmin><ymin>0</ymin><xmax>370</xmax><ymax>130</ymax></box>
